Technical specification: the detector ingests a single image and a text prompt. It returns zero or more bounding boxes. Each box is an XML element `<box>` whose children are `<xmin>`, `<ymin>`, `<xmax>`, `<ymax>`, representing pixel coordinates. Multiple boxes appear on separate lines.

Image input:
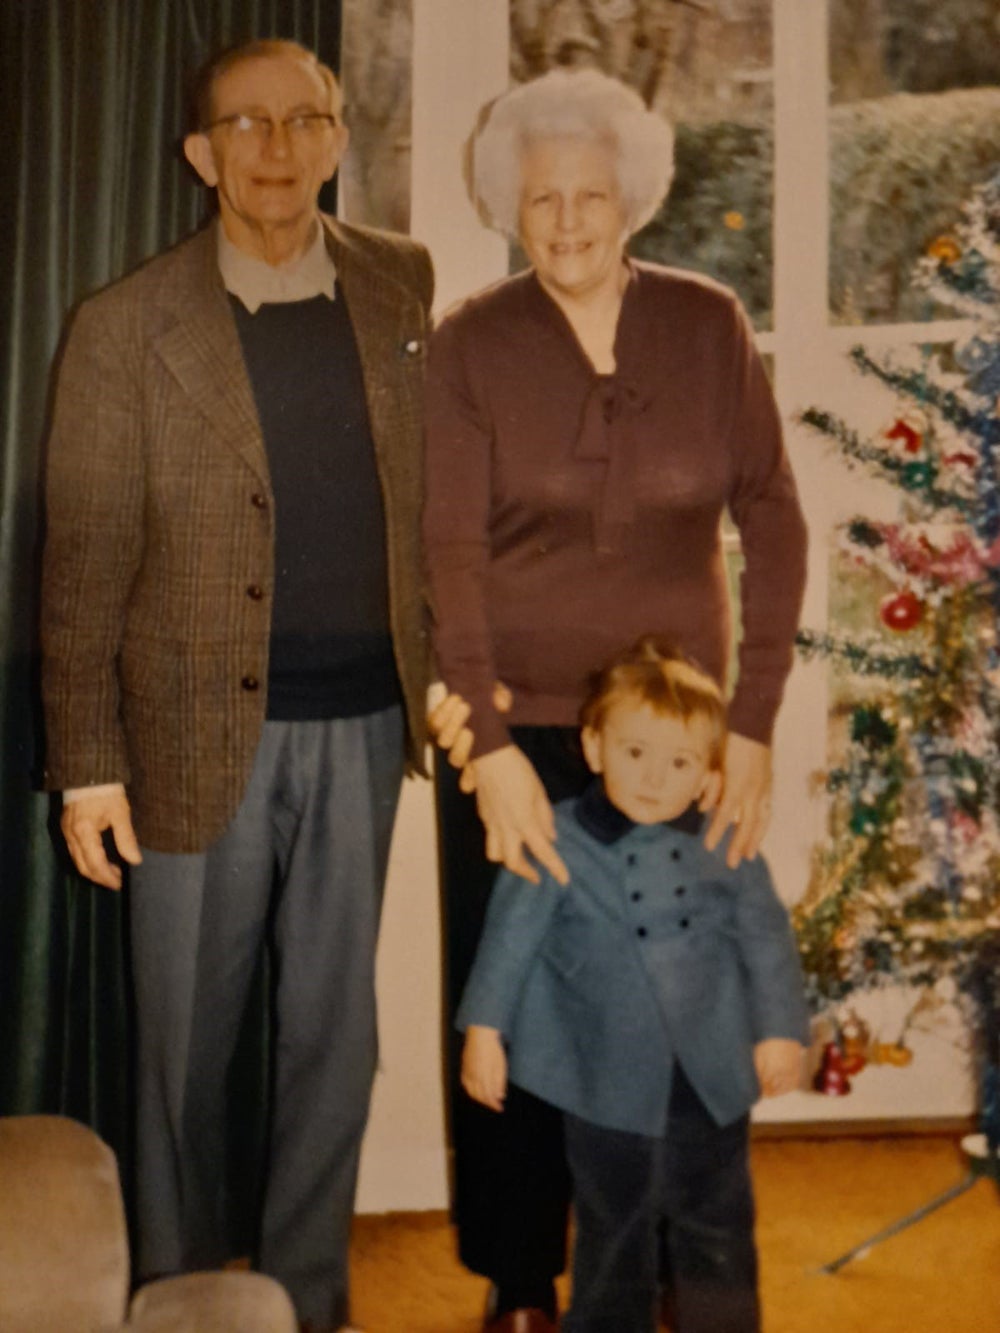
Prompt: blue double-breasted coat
<box><xmin>457</xmin><ymin>786</ymin><xmax>810</xmax><ymax>1136</ymax></box>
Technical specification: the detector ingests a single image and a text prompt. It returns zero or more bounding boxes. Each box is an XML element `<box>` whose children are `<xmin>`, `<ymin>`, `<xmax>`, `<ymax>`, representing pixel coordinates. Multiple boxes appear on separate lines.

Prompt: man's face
<box><xmin>582</xmin><ymin>701</ymin><xmax>713</xmax><ymax>825</ymax></box>
<box><xmin>184</xmin><ymin>53</ymin><xmax>347</xmax><ymax>248</ymax></box>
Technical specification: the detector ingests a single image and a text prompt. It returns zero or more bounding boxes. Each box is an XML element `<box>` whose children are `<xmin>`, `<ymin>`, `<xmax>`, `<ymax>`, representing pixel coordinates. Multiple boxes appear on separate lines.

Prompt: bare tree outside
<box><xmin>339</xmin><ymin>0</ymin><xmax>413</xmax><ymax>231</ymax></box>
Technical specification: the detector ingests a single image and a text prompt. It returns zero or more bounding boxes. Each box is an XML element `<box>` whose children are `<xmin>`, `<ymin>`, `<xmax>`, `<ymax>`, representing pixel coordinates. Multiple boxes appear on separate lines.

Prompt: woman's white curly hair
<box><xmin>468</xmin><ymin>67</ymin><xmax>675</xmax><ymax>238</ymax></box>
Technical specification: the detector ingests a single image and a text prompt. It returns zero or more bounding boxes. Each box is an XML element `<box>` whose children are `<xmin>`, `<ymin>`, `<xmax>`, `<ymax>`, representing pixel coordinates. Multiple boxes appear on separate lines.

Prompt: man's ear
<box><xmin>581</xmin><ymin>726</ymin><xmax>603</xmax><ymax>776</ymax></box>
<box><xmin>183</xmin><ymin>133</ymin><xmax>219</xmax><ymax>188</ymax></box>
<box><xmin>321</xmin><ymin>123</ymin><xmax>349</xmax><ymax>183</ymax></box>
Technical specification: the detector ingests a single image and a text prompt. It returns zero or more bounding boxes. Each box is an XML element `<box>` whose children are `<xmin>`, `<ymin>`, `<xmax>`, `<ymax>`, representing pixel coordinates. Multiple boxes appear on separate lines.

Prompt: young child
<box><xmin>457</xmin><ymin>639</ymin><xmax>810</xmax><ymax>1333</ymax></box>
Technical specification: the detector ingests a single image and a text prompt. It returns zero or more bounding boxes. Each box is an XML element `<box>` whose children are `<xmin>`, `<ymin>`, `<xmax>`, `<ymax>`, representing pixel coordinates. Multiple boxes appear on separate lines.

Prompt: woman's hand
<box><xmin>702</xmin><ymin>733</ymin><xmax>773</xmax><ymax>868</ymax></box>
<box><xmin>470</xmin><ymin>745</ymin><xmax>569</xmax><ymax>886</ymax></box>
<box><xmin>427</xmin><ymin>682</ymin><xmax>513</xmax><ymax>794</ymax></box>
<box><xmin>461</xmin><ymin>1025</ymin><xmax>508</xmax><ymax>1112</ymax></box>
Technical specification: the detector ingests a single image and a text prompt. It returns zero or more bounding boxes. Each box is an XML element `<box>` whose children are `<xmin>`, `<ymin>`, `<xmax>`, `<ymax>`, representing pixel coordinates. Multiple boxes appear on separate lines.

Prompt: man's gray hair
<box><xmin>469</xmin><ymin>68</ymin><xmax>675</xmax><ymax>237</ymax></box>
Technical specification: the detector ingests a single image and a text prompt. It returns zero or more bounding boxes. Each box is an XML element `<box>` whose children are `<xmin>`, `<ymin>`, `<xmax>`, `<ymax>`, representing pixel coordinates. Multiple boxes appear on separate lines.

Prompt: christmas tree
<box><xmin>794</xmin><ymin>173</ymin><xmax>1000</xmax><ymax>1160</ymax></box>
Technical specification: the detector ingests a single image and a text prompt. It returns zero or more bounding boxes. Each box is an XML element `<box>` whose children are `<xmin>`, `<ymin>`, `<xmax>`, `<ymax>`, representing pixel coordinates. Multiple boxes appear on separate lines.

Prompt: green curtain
<box><xmin>0</xmin><ymin>0</ymin><xmax>341</xmax><ymax>1221</ymax></box>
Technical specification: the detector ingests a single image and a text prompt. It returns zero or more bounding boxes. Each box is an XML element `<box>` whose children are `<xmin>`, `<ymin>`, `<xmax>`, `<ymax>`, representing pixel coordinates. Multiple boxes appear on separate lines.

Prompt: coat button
<box><xmin>250</xmin><ymin>492</ymin><xmax>267</xmax><ymax>509</ymax></box>
<box><xmin>636</xmin><ymin>926</ymin><xmax>647</xmax><ymax>938</ymax></box>
<box><xmin>631</xmin><ymin>891</ymin><xmax>642</xmax><ymax>902</ymax></box>
<box><xmin>626</xmin><ymin>853</ymin><xmax>637</xmax><ymax>866</ymax></box>
<box><xmin>680</xmin><ymin>918</ymin><xmax>690</xmax><ymax>929</ymax></box>
<box><xmin>246</xmin><ymin>584</ymin><xmax>264</xmax><ymax>600</ymax></box>
<box><xmin>671</xmin><ymin>848</ymin><xmax>681</xmax><ymax>860</ymax></box>
<box><xmin>241</xmin><ymin>675</ymin><xmax>260</xmax><ymax>691</ymax></box>
<box><xmin>675</xmin><ymin>886</ymin><xmax>686</xmax><ymax>897</ymax></box>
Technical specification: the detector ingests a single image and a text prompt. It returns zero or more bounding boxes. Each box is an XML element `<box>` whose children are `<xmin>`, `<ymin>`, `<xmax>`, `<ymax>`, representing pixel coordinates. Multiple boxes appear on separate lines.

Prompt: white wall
<box><xmin>355</xmin><ymin>0</ymin><xmax>509</xmax><ymax>1214</ymax></box>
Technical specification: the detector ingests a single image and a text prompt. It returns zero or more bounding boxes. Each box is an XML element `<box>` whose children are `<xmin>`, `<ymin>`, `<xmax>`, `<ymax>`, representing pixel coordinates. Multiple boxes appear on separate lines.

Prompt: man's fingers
<box><xmin>111</xmin><ymin>811</ymin><xmax>143</xmax><ymax>866</ymax></box>
<box><xmin>65</xmin><ymin>828</ymin><xmax>122</xmax><ymax>890</ymax></box>
<box><xmin>458</xmin><ymin>764</ymin><xmax>478</xmax><ymax>795</ymax></box>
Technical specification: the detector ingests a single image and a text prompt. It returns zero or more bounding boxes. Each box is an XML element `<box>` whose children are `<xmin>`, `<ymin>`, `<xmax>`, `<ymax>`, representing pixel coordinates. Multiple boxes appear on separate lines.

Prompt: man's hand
<box><xmin>469</xmin><ymin>745</ymin><xmax>569</xmax><ymax>886</ymax></box>
<box><xmin>427</xmin><ymin>682</ymin><xmax>513</xmax><ymax>794</ymax></box>
<box><xmin>702</xmin><ymin>733</ymin><xmax>773</xmax><ymax>868</ymax></box>
<box><xmin>61</xmin><ymin>785</ymin><xmax>142</xmax><ymax>890</ymax></box>
<box><xmin>754</xmin><ymin>1038</ymin><xmax>805</xmax><ymax>1098</ymax></box>
<box><xmin>461</xmin><ymin>1025</ymin><xmax>508</xmax><ymax>1112</ymax></box>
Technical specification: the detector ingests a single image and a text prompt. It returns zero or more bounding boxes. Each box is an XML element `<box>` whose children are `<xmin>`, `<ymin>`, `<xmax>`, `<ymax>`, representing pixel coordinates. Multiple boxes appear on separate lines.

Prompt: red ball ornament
<box><xmin>880</xmin><ymin>590</ymin><xmax>923</xmax><ymax>632</ymax></box>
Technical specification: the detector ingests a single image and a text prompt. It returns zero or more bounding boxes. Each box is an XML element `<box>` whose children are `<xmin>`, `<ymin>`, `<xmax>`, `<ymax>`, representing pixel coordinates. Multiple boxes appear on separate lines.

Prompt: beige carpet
<box><xmin>348</xmin><ymin>1137</ymin><xmax>1000</xmax><ymax>1332</ymax></box>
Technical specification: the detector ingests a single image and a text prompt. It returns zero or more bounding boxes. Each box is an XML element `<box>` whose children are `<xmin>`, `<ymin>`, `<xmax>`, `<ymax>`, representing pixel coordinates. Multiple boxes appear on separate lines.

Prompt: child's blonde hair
<box><xmin>580</xmin><ymin>637</ymin><xmax>726</xmax><ymax>768</ymax></box>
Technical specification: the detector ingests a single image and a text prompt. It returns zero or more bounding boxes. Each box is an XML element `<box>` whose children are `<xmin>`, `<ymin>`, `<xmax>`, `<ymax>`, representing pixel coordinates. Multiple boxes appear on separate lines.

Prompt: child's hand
<box><xmin>462</xmin><ymin>1026</ymin><xmax>508</xmax><ymax>1112</ymax></box>
<box><xmin>754</xmin><ymin>1038</ymin><xmax>804</xmax><ymax>1097</ymax></box>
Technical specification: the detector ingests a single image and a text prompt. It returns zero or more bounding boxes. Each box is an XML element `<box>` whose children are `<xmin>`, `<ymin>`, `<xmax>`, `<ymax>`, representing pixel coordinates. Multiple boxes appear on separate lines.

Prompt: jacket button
<box><xmin>627</xmin><ymin>853</ymin><xmax>637</xmax><ymax>866</ymax></box>
<box><xmin>675</xmin><ymin>886</ymin><xmax>686</xmax><ymax>897</ymax></box>
<box><xmin>636</xmin><ymin>926</ymin><xmax>647</xmax><ymax>938</ymax></box>
<box><xmin>246</xmin><ymin>584</ymin><xmax>264</xmax><ymax>600</ymax></box>
<box><xmin>251</xmin><ymin>492</ymin><xmax>267</xmax><ymax>509</ymax></box>
<box><xmin>631</xmin><ymin>891</ymin><xmax>642</xmax><ymax>902</ymax></box>
<box><xmin>671</xmin><ymin>848</ymin><xmax>681</xmax><ymax>860</ymax></box>
<box><xmin>680</xmin><ymin>918</ymin><xmax>690</xmax><ymax>929</ymax></box>
<box><xmin>241</xmin><ymin>675</ymin><xmax>260</xmax><ymax>691</ymax></box>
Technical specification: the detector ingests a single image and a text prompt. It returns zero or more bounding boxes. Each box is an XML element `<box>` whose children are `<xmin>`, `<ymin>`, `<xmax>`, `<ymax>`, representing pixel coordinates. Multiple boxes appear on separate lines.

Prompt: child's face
<box><xmin>581</xmin><ymin>700</ymin><xmax>714</xmax><ymax>825</ymax></box>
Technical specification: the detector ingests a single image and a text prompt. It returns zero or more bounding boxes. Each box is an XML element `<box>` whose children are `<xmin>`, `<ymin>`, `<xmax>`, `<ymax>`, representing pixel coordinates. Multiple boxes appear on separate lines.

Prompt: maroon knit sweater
<box><xmin>423</xmin><ymin>261</ymin><xmax>807</xmax><ymax>758</ymax></box>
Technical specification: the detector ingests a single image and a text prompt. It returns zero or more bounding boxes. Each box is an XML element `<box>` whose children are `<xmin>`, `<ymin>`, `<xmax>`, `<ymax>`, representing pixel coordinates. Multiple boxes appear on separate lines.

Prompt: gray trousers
<box><xmin>129</xmin><ymin>709</ymin><xmax>404</xmax><ymax>1329</ymax></box>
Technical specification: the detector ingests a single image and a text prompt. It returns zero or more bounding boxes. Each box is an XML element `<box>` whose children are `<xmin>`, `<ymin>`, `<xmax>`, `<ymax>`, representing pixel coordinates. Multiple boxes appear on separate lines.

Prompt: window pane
<box><xmin>829</xmin><ymin>0</ymin><xmax>1000</xmax><ymax>325</ymax></box>
<box><xmin>508</xmin><ymin>0</ymin><xmax>775</xmax><ymax>328</ymax></box>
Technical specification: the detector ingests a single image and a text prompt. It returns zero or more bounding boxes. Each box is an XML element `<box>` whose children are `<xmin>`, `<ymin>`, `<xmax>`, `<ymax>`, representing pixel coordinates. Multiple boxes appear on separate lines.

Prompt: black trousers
<box><xmin>436</xmin><ymin>724</ymin><xmax>590</xmax><ymax>1284</ymax></box>
<box><xmin>563</xmin><ymin>1066</ymin><xmax>759</xmax><ymax>1333</ymax></box>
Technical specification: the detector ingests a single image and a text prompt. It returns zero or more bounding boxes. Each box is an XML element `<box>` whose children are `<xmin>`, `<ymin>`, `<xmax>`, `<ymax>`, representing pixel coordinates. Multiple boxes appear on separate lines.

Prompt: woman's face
<box><xmin>517</xmin><ymin>135</ymin><xmax>629</xmax><ymax>301</ymax></box>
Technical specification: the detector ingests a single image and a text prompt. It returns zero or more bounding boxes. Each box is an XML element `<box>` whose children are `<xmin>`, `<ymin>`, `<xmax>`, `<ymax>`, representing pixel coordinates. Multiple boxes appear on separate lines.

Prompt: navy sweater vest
<box><xmin>231</xmin><ymin>292</ymin><xmax>401</xmax><ymax>720</ymax></box>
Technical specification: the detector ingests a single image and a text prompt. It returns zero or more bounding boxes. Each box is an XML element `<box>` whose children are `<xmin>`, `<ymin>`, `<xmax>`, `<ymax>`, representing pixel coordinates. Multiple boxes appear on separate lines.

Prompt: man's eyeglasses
<box><xmin>205</xmin><ymin>112</ymin><xmax>339</xmax><ymax>142</ymax></box>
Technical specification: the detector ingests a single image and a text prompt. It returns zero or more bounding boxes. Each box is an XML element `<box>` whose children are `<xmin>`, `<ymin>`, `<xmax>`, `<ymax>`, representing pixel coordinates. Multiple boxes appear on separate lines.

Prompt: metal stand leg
<box><xmin>817</xmin><ymin>1133</ymin><xmax>998</xmax><ymax>1275</ymax></box>
<box><xmin>818</xmin><ymin>1173</ymin><xmax>979</xmax><ymax>1274</ymax></box>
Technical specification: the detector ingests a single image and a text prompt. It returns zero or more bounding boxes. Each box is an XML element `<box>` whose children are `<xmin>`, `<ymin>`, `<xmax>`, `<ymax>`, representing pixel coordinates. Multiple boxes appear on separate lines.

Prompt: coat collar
<box><xmin>574</xmin><ymin>779</ymin><xmax>704</xmax><ymax>845</ymax></box>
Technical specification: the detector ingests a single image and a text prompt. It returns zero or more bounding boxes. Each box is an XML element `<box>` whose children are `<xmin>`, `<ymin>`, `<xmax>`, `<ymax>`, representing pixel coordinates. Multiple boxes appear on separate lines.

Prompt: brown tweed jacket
<box><xmin>41</xmin><ymin>217</ymin><xmax>434</xmax><ymax>854</ymax></box>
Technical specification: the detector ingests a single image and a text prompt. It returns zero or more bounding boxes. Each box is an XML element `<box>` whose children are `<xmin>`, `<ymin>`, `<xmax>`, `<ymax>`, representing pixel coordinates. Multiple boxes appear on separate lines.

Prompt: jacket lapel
<box><xmin>322</xmin><ymin>217</ymin><xmax>425</xmax><ymax>453</ymax></box>
<box><xmin>152</xmin><ymin>225</ymin><xmax>269</xmax><ymax>485</ymax></box>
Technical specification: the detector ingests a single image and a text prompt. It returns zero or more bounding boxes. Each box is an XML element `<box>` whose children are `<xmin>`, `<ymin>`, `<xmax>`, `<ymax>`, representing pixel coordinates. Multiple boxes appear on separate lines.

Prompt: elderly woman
<box><xmin>423</xmin><ymin>69</ymin><xmax>806</xmax><ymax>1333</ymax></box>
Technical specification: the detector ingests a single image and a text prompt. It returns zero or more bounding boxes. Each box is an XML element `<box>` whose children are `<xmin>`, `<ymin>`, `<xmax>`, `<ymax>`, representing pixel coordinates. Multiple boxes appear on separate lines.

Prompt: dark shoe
<box><xmin>484</xmin><ymin>1310</ymin><xmax>558</xmax><ymax>1332</ymax></box>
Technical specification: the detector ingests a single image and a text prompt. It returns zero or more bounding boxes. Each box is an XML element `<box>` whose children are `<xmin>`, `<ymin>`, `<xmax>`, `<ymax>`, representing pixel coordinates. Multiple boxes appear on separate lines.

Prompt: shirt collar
<box><xmin>217</xmin><ymin>219</ymin><xmax>337</xmax><ymax>313</ymax></box>
<box><xmin>574</xmin><ymin>779</ymin><xmax>704</xmax><ymax>845</ymax></box>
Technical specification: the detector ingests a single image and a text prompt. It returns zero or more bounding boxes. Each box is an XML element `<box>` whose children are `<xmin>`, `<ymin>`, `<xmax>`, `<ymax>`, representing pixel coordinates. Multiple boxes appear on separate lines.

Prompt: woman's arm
<box><xmin>423</xmin><ymin>313</ymin><xmax>568</xmax><ymax>883</ymax></box>
<box><xmin>707</xmin><ymin>296</ymin><xmax>808</xmax><ymax>863</ymax></box>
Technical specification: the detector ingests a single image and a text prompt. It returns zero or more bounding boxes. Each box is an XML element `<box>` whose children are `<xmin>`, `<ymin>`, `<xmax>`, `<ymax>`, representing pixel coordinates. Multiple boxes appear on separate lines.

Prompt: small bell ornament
<box><xmin>813</xmin><ymin>1041</ymin><xmax>852</xmax><ymax>1096</ymax></box>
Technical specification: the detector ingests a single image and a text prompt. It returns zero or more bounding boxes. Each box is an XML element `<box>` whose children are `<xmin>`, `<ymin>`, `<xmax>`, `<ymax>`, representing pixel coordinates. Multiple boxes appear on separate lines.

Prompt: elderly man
<box><xmin>41</xmin><ymin>39</ymin><xmax>432</xmax><ymax>1333</ymax></box>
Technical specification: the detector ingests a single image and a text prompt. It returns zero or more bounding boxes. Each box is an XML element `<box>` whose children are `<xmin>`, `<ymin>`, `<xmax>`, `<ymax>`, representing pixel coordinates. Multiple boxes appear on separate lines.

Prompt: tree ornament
<box><xmin>900</xmin><ymin>459</ymin><xmax>936</xmax><ymax>489</ymax></box>
<box><xmin>885</xmin><ymin>418</ymin><xmax>923</xmax><ymax>453</ymax></box>
<box><xmin>926</xmin><ymin>234</ymin><xmax>961</xmax><ymax>263</ymax></box>
<box><xmin>813</xmin><ymin>1042</ymin><xmax>852</xmax><ymax>1095</ymax></box>
<box><xmin>879</xmin><ymin>590</ymin><xmax>923</xmax><ymax>632</ymax></box>
<box><xmin>840</xmin><ymin>1011</ymin><xmax>870</xmax><ymax>1075</ymax></box>
<box><xmin>875</xmin><ymin>1042</ymin><xmax>914</xmax><ymax>1067</ymax></box>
